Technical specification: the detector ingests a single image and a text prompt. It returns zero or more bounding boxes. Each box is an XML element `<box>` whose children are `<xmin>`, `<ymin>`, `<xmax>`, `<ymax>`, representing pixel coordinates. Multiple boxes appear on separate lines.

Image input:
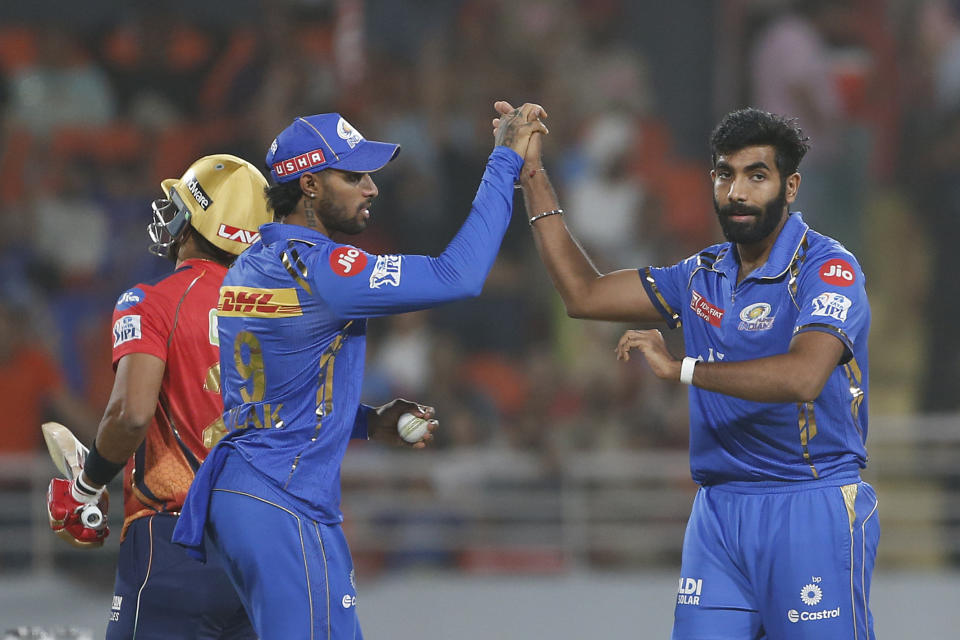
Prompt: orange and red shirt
<box><xmin>111</xmin><ymin>258</ymin><xmax>227</xmax><ymax>537</ymax></box>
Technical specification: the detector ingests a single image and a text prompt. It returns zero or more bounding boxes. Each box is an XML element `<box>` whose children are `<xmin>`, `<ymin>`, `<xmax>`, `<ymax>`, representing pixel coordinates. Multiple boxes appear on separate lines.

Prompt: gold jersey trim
<box><xmin>786</xmin><ymin>235</ymin><xmax>810</xmax><ymax>310</ymax></box>
<box><xmin>218</xmin><ymin>286</ymin><xmax>303</xmax><ymax>317</ymax></box>
<box><xmin>843</xmin><ymin>357</ymin><xmax>865</xmax><ymax>439</ymax></box>
<box><xmin>283</xmin><ymin>242</ymin><xmax>312</xmax><ymax>294</ymax></box>
<box><xmin>796</xmin><ymin>401</ymin><xmax>819</xmax><ymax>478</ymax></box>
<box><xmin>285</xmin><ymin>321</ymin><xmax>354</xmax><ymax>489</ymax></box>
<box><xmin>644</xmin><ymin>267</ymin><xmax>680</xmax><ymax>326</ymax></box>
<box><xmin>840</xmin><ymin>483</ymin><xmax>859</xmax><ymax>529</ymax></box>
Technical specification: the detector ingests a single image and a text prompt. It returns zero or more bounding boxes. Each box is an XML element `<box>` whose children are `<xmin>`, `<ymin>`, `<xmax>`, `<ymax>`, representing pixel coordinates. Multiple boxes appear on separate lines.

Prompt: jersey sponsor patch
<box><xmin>819</xmin><ymin>259</ymin><xmax>855</xmax><ymax>286</ymax></box>
<box><xmin>369</xmin><ymin>254</ymin><xmax>402</xmax><ymax>288</ymax></box>
<box><xmin>113</xmin><ymin>315</ymin><xmax>142</xmax><ymax>347</ymax></box>
<box><xmin>273</xmin><ymin>149</ymin><xmax>326</xmax><ymax>178</ymax></box>
<box><xmin>116</xmin><ymin>287</ymin><xmax>145</xmax><ymax>311</ymax></box>
<box><xmin>690</xmin><ymin>290</ymin><xmax>724</xmax><ymax>327</ymax></box>
<box><xmin>738</xmin><ymin>302</ymin><xmax>775</xmax><ymax>331</ymax></box>
<box><xmin>330</xmin><ymin>246</ymin><xmax>367</xmax><ymax>276</ymax></box>
<box><xmin>218</xmin><ymin>286</ymin><xmax>303</xmax><ymax>317</ymax></box>
<box><xmin>811</xmin><ymin>292</ymin><xmax>853</xmax><ymax>322</ymax></box>
<box><xmin>677</xmin><ymin>577</ymin><xmax>703</xmax><ymax>606</ymax></box>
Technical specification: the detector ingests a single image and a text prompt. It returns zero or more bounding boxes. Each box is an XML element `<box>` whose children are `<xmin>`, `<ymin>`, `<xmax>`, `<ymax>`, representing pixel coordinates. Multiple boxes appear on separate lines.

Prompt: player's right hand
<box><xmin>492</xmin><ymin>101</ymin><xmax>549</xmax><ymax>161</ymax></box>
<box><xmin>47</xmin><ymin>477</ymin><xmax>110</xmax><ymax>548</ymax></box>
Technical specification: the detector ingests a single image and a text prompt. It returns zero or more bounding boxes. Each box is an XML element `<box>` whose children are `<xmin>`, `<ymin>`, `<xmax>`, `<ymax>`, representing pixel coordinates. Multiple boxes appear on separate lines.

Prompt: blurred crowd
<box><xmin>1</xmin><ymin>0</ymin><xmax>958</xmax><ymax>463</ymax></box>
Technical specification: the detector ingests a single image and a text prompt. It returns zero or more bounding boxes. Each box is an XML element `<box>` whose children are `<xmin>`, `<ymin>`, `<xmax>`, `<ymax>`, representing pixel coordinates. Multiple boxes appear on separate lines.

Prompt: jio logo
<box><xmin>330</xmin><ymin>246</ymin><xmax>368</xmax><ymax>276</ymax></box>
<box><xmin>819</xmin><ymin>259</ymin><xmax>855</xmax><ymax>286</ymax></box>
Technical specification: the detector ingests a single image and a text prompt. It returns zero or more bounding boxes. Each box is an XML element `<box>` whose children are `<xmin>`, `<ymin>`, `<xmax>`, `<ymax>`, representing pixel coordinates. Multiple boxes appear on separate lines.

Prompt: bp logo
<box><xmin>800</xmin><ymin>583</ymin><xmax>823</xmax><ymax>606</ymax></box>
<box><xmin>787</xmin><ymin>578</ymin><xmax>839</xmax><ymax>623</ymax></box>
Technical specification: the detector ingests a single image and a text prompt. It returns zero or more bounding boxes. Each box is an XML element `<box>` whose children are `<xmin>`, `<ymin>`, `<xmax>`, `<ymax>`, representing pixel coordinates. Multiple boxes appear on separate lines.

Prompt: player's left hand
<box><xmin>369</xmin><ymin>399</ymin><xmax>438</xmax><ymax>448</ymax></box>
<box><xmin>615</xmin><ymin>329</ymin><xmax>682</xmax><ymax>382</ymax></box>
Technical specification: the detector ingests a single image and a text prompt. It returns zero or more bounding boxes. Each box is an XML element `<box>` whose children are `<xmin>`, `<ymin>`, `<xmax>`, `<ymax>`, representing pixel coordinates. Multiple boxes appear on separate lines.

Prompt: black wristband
<box><xmin>83</xmin><ymin>440</ymin><xmax>128</xmax><ymax>486</ymax></box>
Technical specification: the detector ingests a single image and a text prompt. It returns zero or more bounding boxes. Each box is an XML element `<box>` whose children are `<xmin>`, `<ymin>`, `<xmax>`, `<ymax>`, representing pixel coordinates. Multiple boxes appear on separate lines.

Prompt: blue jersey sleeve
<box><xmin>793</xmin><ymin>252</ymin><xmax>868</xmax><ymax>363</ymax></box>
<box><xmin>640</xmin><ymin>256</ymin><xmax>696</xmax><ymax>329</ymax></box>
<box><xmin>306</xmin><ymin>147</ymin><xmax>522</xmax><ymax>318</ymax></box>
<box><xmin>351</xmin><ymin>404</ymin><xmax>373</xmax><ymax>440</ymax></box>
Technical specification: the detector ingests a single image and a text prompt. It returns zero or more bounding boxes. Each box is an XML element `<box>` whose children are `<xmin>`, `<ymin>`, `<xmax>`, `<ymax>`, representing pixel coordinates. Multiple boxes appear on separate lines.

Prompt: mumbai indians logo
<box><xmin>337</xmin><ymin>117</ymin><xmax>364</xmax><ymax>148</ymax></box>
<box><xmin>738</xmin><ymin>302</ymin><xmax>775</xmax><ymax>331</ymax></box>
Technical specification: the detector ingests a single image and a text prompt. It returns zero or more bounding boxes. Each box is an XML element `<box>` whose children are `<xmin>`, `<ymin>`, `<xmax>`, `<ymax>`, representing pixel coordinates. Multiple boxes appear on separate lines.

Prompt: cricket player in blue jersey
<box><xmin>498</xmin><ymin>103</ymin><xmax>877</xmax><ymax>639</ymax></box>
<box><xmin>173</xmin><ymin>103</ymin><xmax>547</xmax><ymax>639</ymax></box>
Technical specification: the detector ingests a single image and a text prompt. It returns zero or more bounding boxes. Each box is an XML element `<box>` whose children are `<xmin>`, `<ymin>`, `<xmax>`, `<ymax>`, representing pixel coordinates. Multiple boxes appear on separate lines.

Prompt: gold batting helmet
<box><xmin>148</xmin><ymin>154</ymin><xmax>272</xmax><ymax>259</ymax></box>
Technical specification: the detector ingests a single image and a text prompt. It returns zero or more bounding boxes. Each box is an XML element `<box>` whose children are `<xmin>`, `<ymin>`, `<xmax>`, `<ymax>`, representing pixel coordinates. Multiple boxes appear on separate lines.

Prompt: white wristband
<box><xmin>680</xmin><ymin>357</ymin><xmax>698</xmax><ymax>385</ymax></box>
<box><xmin>72</xmin><ymin>475</ymin><xmax>104</xmax><ymax>504</ymax></box>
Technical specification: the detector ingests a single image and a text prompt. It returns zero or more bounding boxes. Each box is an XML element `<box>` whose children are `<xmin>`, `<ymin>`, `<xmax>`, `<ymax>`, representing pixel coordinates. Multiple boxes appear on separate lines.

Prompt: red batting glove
<box><xmin>47</xmin><ymin>477</ymin><xmax>110</xmax><ymax>548</ymax></box>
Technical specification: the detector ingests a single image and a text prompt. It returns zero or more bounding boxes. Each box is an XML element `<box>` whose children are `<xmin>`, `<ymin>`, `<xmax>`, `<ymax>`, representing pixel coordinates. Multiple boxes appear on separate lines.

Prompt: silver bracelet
<box><xmin>528</xmin><ymin>208</ymin><xmax>564</xmax><ymax>226</ymax></box>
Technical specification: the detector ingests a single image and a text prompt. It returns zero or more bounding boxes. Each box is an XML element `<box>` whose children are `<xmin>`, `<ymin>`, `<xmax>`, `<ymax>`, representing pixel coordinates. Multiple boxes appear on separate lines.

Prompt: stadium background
<box><xmin>1</xmin><ymin>0</ymin><xmax>958</xmax><ymax>637</ymax></box>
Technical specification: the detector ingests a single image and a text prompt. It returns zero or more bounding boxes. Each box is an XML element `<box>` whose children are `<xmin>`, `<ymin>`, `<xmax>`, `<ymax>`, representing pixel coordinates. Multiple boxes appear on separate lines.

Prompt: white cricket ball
<box><xmin>397</xmin><ymin>412</ymin><xmax>429</xmax><ymax>443</ymax></box>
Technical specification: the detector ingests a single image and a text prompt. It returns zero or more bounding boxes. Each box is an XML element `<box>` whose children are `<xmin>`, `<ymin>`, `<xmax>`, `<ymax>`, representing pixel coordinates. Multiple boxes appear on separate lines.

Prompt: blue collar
<box><xmin>713</xmin><ymin>212</ymin><xmax>809</xmax><ymax>282</ymax></box>
<box><xmin>258</xmin><ymin>222</ymin><xmax>333</xmax><ymax>247</ymax></box>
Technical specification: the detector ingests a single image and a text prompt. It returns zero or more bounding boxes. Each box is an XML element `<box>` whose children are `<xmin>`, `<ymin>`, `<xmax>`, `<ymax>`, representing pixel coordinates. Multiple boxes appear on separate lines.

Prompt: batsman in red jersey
<box><xmin>46</xmin><ymin>154</ymin><xmax>272</xmax><ymax>638</ymax></box>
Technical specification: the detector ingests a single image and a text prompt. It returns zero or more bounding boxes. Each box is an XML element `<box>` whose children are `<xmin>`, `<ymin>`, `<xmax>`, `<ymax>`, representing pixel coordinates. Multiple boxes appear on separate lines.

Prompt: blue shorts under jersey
<box><xmin>673</xmin><ymin>480</ymin><xmax>879</xmax><ymax>640</ymax></box>
<box><xmin>206</xmin><ymin>451</ymin><xmax>362</xmax><ymax>640</ymax></box>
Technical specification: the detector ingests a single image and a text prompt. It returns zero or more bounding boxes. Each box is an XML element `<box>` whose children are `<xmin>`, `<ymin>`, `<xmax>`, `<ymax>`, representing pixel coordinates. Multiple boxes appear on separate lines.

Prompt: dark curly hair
<box><xmin>710</xmin><ymin>108</ymin><xmax>811</xmax><ymax>178</ymax></box>
<box><xmin>265</xmin><ymin>180</ymin><xmax>305</xmax><ymax>221</ymax></box>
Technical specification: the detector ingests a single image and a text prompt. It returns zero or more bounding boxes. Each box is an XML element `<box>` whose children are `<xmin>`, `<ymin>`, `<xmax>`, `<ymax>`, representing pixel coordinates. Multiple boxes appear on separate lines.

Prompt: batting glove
<box><xmin>47</xmin><ymin>477</ymin><xmax>110</xmax><ymax>548</ymax></box>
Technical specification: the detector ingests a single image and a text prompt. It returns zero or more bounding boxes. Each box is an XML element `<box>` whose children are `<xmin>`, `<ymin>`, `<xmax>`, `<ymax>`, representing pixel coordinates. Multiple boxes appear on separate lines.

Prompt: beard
<box><xmin>316</xmin><ymin>192</ymin><xmax>369</xmax><ymax>236</ymax></box>
<box><xmin>714</xmin><ymin>182</ymin><xmax>787</xmax><ymax>245</ymax></box>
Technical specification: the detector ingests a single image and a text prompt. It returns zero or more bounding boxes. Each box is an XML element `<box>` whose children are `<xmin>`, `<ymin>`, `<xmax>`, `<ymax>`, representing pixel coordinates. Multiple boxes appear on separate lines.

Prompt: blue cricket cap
<box><xmin>266</xmin><ymin>113</ymin><xmax>401</xmax><ymax>183</ymax></box>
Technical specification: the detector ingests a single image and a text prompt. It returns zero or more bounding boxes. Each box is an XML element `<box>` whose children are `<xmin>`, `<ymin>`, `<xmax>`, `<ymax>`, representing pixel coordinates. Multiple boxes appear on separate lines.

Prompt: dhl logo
<box><xmin>218</xmin><ymin>287</ymin><xmax>302</xmax><ymax>317</ymax></box>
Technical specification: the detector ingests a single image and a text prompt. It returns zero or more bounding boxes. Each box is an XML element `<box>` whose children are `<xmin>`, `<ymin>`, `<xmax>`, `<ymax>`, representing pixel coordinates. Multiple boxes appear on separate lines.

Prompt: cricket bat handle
<box><xmin>80</xmin><ymin>504</ymin><xmax>104</xmax><ymax>529</ymax></box>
